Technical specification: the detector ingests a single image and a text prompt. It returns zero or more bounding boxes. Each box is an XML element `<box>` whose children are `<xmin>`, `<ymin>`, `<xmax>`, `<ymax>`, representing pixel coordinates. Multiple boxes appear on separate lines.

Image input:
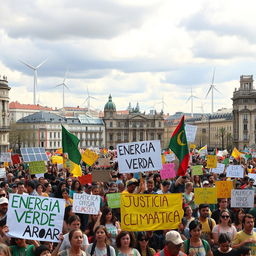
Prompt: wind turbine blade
<box><xmin>90</xmin><ymin>96</ymin><xmax>97</xmax><ymax>100</ymax></box>
<box><xmin>211</xmin><ymin>67</ymin><xmax>216</xmax><ymax>85</ymax></box>
<box><xmin>36</xmin><ymin>58</ymin><xmax>48</xmax><ymax>69</ymax></box>
<box><xmin>213</xmin><ymin>86</ymin><xmax>222</xmax><ymax>95</ymax></box>
<box><xmin>64</xmin><ymin>84</ymin><xmax>71</xmax><ymax>91</ymax></box>
<box><xmin>205</xmin><ymin>86</ymin><xmax>212</xmax><ymax>98</ymax></box>
<box><xmin>19</xmin><ymin>59</ymin><xmax>35</xmax><ymax>70</ymax></box>
<box><xmin>186</xmin><ymin>96</ymin><xmax>191</xmax><ymax>103</ymax></box>
<box><xmin>55</xmin><ymin>83</ymin><xmax>63</xmax><ymax>87</ymax></box>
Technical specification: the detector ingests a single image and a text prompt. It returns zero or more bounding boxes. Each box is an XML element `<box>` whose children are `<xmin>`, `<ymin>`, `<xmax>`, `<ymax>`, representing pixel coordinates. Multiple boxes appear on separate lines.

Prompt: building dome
<box><xmin>104</xmin><ymin>95</ymin><xmax>116</xmax><ymax>111</ymax></box>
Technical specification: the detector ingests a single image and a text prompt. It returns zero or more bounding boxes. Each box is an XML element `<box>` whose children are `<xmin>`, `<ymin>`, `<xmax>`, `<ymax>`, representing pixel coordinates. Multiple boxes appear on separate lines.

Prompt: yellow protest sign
<box><xmin>121</xmin><ymin>194</ymin><xmax>183</xmax><ymax>232</ymax></box>
<box><xmin>206</xmin><ymin>155</ymin><xmax>217</xmax><ymax>168</ymax></box>
<box><xmin>191</xmin><ymin>165</ymin><xmax>203</xmax><ymax>176</ymax></box>
<box><xmin>194</xmin><ymin>187</ymin><xmax>217</xmax><ymax>204</ymax></box>
<box><xmin>161</xmin><ymin>155</ymin><xmax>165</xmax><ymax>164</ymax></box>
<box><xmin>51</xmin><ymin>155</ymin><xmax>63</xmax><ymax>164</ymax></box>
<box><xmin>70</xmin><ymin>161</ymin><xmax>82</xmax><ymax>177</ymax></box>
<box><xmin>215</xmin><ymin>181</ymin><xmax>233</xmax><ymax>198</ymax></box>
<box><xmin>29</xmin><ymin>161</ymin><xmax>46</xmax><ymax>174</ymax></box>
<box><xmin>82</xmin><ymin>149</ymin><xmax>99</xmax><ymax>166</ymax></box>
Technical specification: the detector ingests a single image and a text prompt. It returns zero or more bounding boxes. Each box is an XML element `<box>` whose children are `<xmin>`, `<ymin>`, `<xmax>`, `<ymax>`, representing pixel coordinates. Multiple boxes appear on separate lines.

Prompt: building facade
<box><xmin>0</xmin><ymin>76</ymin><xmax>11</xmax><ymax>152</ymax></box>
<box><xmin>232</xmin><ymin>75</ymin><xmax>256</xmax><ymax>149</ymax></box>
<box><xmin>12</xmin><ymin>112</ymin><xmax>105</xmax><ymax>151</ymax></box>
<box><xmin>103</xmin><ymin>95</ymin><xmax>165</xmax><ymax>149</ymax></box>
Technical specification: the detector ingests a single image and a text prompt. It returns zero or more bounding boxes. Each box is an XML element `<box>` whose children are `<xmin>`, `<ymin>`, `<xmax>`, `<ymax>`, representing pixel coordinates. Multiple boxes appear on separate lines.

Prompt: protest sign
<box><xmin>0</xmin><ymin>152</ymin><xmax>11</xmax><ymax>162</ymax></box>
<box><xmin>248</xmin><ymin>173</ymin><xmax>256</xmax><ymax>185</ymax></box>
<box><xmin>97</xmin><ymin>158</ymin><xmax>110</xmax><ymax>167</ymax></box>
<box><xmin>29</xmin><ymin>161</ymin><xmax>46</xmax><ymax>174</ymax></box>
<box><xmin>7</xmin><ymin>194</ymin><xmax>65</xmax><ymax>242</ymax></box>
<box><xmin>121</xmin><ymin>194</ymin><xmax>183</xmax><ymax>231</ymax></box>
<box><xmin>185</xmin><ymin>124</ymin><xmax>197</xmax><ymax>142</ymax></box>
<box><xmin>206</xmin><ymin>155</ymin><xmax>217</xmax><ymax>168</ymax></box>
<box><xmin>211</xmin><ymin>163</ymin><xmax>225</xmax><ymax>174</ymax></box>
<box><xmin>106</xmin><ymin>193</ymin><xmax>121</xmax><ymax>208</ymax></box>
<box><xmin>226</xmin><ymin>165</ymin><xmax>244</xmax><ymax>178</ymax></box>
<box><xmin>194</xmin><ymin>187</ymin><xmax>217</xmax><ymax>204</ymax></box>
<box><xmin>231</xmin><ymin>189</ymin><xmax>254</xmax><ymax>208</ymax></box>
<box><xmin>78</xmin><ymin>174</ymin><xmax>92</xmax><ymax>185</ymax></box>
<box><xmin>160</xmin><ymin>163</ymin><xmax>176</xmax><ymax>179</ymax></box>
<box><xmin>165</xmin><ymin>153</ymin><xmax>176</xmax><ymax>162</ymax></box>
<box><xmin>73</xmin><ymin>193</ymin><xmax>100</xmax><ymax>215</ymax></box>
<box><xmin>11</xmin><ymin>154</ymin><xmax>21</xmax><ymax>164</ymax></box>
<box><xmin>117</xmin><ymin>140</ymin><xmax>162</xmax><ymax>173</ymax></box>
<box><xmin>92</xmin><ymin>170</ymin><xmax>111</xmax><ymax>182</ymax></box>
<box><xmin>191</xmin><ymin>165</ymin><xmax>203</xmax><ymax>176</ymax></box>
<box><xmin>215</xmin><ymin>181</ymin><xmax>233</xmax><ymax>198</ymax></box>
<box><xmin>0</xmin><ymin>168</ymin><xmax>6</xmax><ymax>179</ymax></box>
<box><xmin>82</xmin><ymin>149</ymin><xmax>99</xmax><ymax>166</ymax></box>
<box><xmin>51</xmin><ymin>156</ymin><xmax>63</xmax><ymax>164</ymax></box>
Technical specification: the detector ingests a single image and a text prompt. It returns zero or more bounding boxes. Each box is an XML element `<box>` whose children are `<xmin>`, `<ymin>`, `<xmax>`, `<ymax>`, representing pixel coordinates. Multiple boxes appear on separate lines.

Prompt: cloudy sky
<box><xmin>1</xmin><ymin>0</ymin><xmax>255</xmax><ymax>115</ymax></box>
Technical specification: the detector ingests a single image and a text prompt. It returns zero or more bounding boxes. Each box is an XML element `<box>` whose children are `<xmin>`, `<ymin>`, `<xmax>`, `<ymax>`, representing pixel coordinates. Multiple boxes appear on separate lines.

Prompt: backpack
<box><xmin>183</xmin><ymin>239</ymin><xmax>209</xmax><ymax>255</ymax></box>
<box><xmin>90</xmin><ymin>242</ymin><xmax>111</xmax><ymax>256</ymax></box>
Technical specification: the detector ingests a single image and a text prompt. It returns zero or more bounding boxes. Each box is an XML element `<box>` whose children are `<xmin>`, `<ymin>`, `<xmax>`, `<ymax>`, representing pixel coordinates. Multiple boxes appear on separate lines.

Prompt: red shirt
<box><xmin>154</xmin><ymin>246</ymin><xmax>187</xmax><ymax>256</ymax></box>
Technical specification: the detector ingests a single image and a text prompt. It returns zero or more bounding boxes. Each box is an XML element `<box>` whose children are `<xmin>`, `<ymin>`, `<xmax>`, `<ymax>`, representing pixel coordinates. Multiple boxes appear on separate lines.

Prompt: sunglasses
<box><xmin>0</xmin><ymin>194</ymin><xmax>6</xmax><ymax>197</ymax></box>
<box><xmin>139</xmin><ymin>238</ymin><xmax>149</xmax><ymax>241</ymax></box>
<box><xmin>221</xmin><ymin>215</ymin><xmax>230</xmax><ymax>219</ymax></box>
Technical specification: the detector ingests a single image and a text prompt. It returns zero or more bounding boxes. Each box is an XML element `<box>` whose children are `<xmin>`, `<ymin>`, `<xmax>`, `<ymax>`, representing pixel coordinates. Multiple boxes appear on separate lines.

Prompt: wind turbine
<box><xmin>19</xmin><ymin>59</ymin><xmax>47</xmax><ymax>105</ymax></box>
<box><xmin>206</xmin><ymin>68</ymin><xmax>221</xmax><ymax>114</ymax></box>
<box><xmin>186</xmin><ymin>88</ymin><xmax>199</xmax><ymax>117</ymax></box>
<box><xmin>84</xmin><ymin>85</ymin><xmax>96</xmax><ymax>116</ymax></box>
<box><xmin>55</xmin><ymin>71</ymin><xmax>70</xmax><ymax>109</ymax></box>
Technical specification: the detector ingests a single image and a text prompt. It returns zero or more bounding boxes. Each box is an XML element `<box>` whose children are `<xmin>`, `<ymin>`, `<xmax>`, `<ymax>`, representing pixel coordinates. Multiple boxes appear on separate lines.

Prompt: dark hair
<box><xmin>64</xmin><ymin>205</ymin><xmax>73</xmax><ymax>222</ymax></box>
<box><xmin>27</xmin><ymin>181</ymin><xmax>35</xmax><ymax>189</ymax></box>
<box><xmin>35</xmin><ymin>245</ymin><xmax>50</xmax><ymax>256</ymax></box>
<box><xmin>68</xmin><ymin>228</ymin><xmax>82</xmax><ymax>242</ymax></box>
<box><xmin>199</xmin><ymin>204</ymin><xmax>209</xmax><ymax>211</ymax></box>
<box><xmin>61</xmin><ymin>188</ymin><xmax>69</xmax><ymax>195</ymax></box>
<box><xmin>67</xmin><ymin>215</ymin><xmax>80</xmax><ymax>225</ymax></box>
<box><xmin>71</xmin><ymin>180</ymin><xmax>82</xmax><ymax>192</ymax></box>
<box><xmin>116</xmin><ymin>231</ymin><xmax>135</xmax><ymax>248</ymax></box>
<box><xmin>218</xmin><ymin>233</ymin><xmax>231</xmax><ymax>244</ymax></box>
<box><xmin>100</xmin><ymin>207</ymin><xmax>117</xmax><ymax>225</ymax></box>
<box><xmin>36</xmin><ymin>183</ymin><xmax>45</xmax><ymax>192</ymax></box>
<box><xmin>184</xmin><ymin>206</ymin><xmax>192</xmax><ymax>216</ymax></box>
<box><xmin>237</xmin><ymin>246</ymin><xmax>251</xmax><ymax>256</ymax></box>
<box><xmin>220</xmin><ymin>209</ymin><xmax>232</xmax><ymax>226</ymax></box>
<box><xmin>136</xmin><ymin>232</ymin><xmax>151</xmax><ymax>256</ymax></box>
<box><xmin>17</xmin><ymin>182</ymin><xmax>24</xmax><ymax>187</ymax></box>
<box><xmin>242</xmin><ymin>213</ymin><xmax>254</xmax><ymax>224</ymax></box>
<box><xmin>162</xmin><ymin>180</ymin><xmax>170</xmax><ymax>186</ymax></box>
<box><xmin>189</xmin><ymin>220</ymin><xmax>202</xmax><ymax>231</ymax></box>
<box><xmin>234</xmin><ymin>208</ymin><xmax>245</xmax><ymax>226</ymax></box>
<box><xmin>94</xmin><ymin>225</ymin><xmax>110</xmax><ymax>243</ymax></box>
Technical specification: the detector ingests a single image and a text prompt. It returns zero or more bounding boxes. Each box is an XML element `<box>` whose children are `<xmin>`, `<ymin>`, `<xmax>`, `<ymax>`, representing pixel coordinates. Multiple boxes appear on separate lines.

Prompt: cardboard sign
<box><xmin>0</xmin><ymin>168</ymin><xmax>6</xmax><ymax>179</ymax></box>
<box><xmin>211</xmin><ymin>163</ymin><xmax>225</xmax><ymax>174</ymax></box>
<box><xmin>191</xmin><ymin>165</ymin><xmax>203</xmax><ymax>176</ymax></box>
<box><xmin>82</xmin><ymin>149</ymin><xmax>99</xmax><ymax>166</ymax></box>
<box><xmin>206</xmin><ymin>155</ymin><xmax>217</xmax><ymax>168</ymax></box>
<box><xmin>215</xmin><ymin>181</ymin><xmax>233</xmax><ymax>198</ymax></box>
<box><xmin>160</xmin><ymin>163</ymin><xmax>176</xmax><ymax>179</ymax></box>
<box><xmin>117</xmin><ymin>140</ymin><xmax>162</xmax><ymax>173</ymax></box>
<box><xmin>73</xmin><ymin>193</ymin><xmax>100</xmax><ymax>215</ymax></box>
<box><xmin>226</xmin><ymin>165</ymin><xmax>244</xmax><ymax>178</ymax></box>
<box><xmin>7</xmin><ymin>194</ymin><xmax>65</xmax><ymax>242</ymax></box>
<box><xmin>29</xmin><ymin>161</ymin><xmax>46</xmax><ymax>174</ymax></box>
<box><xmin>97</xmin><ymin>158</ymin><xmax>110</xmax><ymax>167</ymax></box>
<box><xmin>185</xmin><ymin>124</ymin><xmax>197</xmax><ymax>142</ymax></box>
<box><xmin>194</xmin><ymin>187</ymin><xmax>217</xmax><ymax>204</ymax></box>
<box><xmin>165</xmin><ymin>153</ymin><xmax>176</xmax><ymax>162</ymax></box>
<box><xmin>121</xmin><ymin>194</ymin><xmax>183</xmax><ymax>231</ymax></box>
<box><xmin>231</xmin><ymin>189</ymin><xmax>254</xmax><ymax>208</ymax></box>
<box><xmin>0</xmin><ymin>152</ymin><xmax>11</xmax><ymax>162</ymax></box>
<box><xmin>78</xmin><ymin>174</ymin><xmax>92</xmax><ymax>185</ymax></box>
<box><xmin>106</xmin><ymin>193</ymin><xmax>121</xmax><ymax>208</ymax></box>
<box><xmin>92</xmin><ymin>170</ymin><xmax>111</xmax><ymax>182</ymax></box>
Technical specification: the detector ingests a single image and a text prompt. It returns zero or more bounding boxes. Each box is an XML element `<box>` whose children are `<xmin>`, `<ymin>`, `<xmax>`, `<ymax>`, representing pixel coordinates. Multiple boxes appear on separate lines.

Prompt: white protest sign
<box><xmin>73</xmin><ymin>193</ymin><xmax>100</xmax><ymax>215</ymax></box>
<box><xmin>0</xmin><ymin>168</ymin><xmax>6</xmax><ymax>179</ymax></box>
<box><xmin>0</xmin><ymin>152</ymin><xmax>11</xmax><ymax>162</ymax></box>
<box><xmin>211</xmin><ymin>163</ymin><xmax>225</xmax><ymax>174</ymax></box>
<box><xmin>116</xmin><ymin>140</ymin><xmax>162</xmax><ymax>173</ymax></box>
<box><xmin>231</xmin><ymin>189</ymin><xmax>254</xmax><ymax>208</ymax></box>
<box><xmin>185</xmin><ymin>124</ymin><xmax>197</xmax><ymax>143</ymax></box>
<box><xmin>248</xmin><ymin>173</ymin><xmax>256</xmax><ymax>185</ymax></box>
<box><xmin>165</xmin><ymin>153</ymin><xmax>176</xmax><ymax>162</ymax></box>
<box><xmin>7</xmin><ymin>194</ymin><xmax>65</xmax><ymax>242</ymax></box>
<box><xmin>226</xmin><ymin>165</ymin><xmax>244</xmax><ymax>178</ymax></box>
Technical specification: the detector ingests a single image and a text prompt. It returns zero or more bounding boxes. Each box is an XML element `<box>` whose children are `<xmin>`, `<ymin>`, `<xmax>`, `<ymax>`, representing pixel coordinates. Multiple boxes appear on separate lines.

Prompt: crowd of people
<box><xmin>0</xmin><ymin>151</ymin><xmax>256</xmax><ymax>256</ymax></box>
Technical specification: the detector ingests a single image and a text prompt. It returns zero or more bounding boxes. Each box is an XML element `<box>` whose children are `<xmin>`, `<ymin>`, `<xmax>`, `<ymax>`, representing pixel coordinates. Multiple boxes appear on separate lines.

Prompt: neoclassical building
<box><xmin>103</xmin><ymin>95</ymin><xmax>165</xmax><ymax>149</ymax></box>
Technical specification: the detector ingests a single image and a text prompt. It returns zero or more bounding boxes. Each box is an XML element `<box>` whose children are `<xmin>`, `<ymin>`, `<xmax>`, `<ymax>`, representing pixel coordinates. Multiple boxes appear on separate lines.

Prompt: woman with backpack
<box><xmin>181</xmin><ymin>220</ymin><xmax>213</xmax><ymax>256</ymax></box>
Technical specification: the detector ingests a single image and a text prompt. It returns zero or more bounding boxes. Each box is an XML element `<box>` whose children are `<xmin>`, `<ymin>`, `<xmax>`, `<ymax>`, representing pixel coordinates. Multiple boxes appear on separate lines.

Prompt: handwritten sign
<box><xmin>226</xmin><ymin>165</ymin><xmax>244</xmax><ymax>178</ymax></box>
<box><xmin>121</xmin><ymin>194</ymin><xmax>183</xmax><ymax>231</ymax></box>
<box><xmin>0</xmin><ymin>168</ymin><xmax>6</xmax><ymax>179</ymax></box>
<box><xmin>194</xmin><ymin>187</ymin><xmax>217</xmax><ymax>204</ymax></box>
<box><xmin>211</xmin><ymin>163</ymin><xmax>225</xmax><ymax>174</ymax></box>
<box><xmin>206</xmin><ymin>155</ymin><xmax>217</xmax><ymax>168</ymax></box>
<box><xmin>0</xmin><ymin>152</ymin><xmax>11</xmax><ymax>162</ymax></box>
<box><xmin>117</xmin><ymin>140</ymin><xmax>162</xmax><ymax>173</ymax></box>
<box><xmin>185</xmin><ymin>124</ymin><xmax>197</xmax><ymax>142</ymax></box>
<box><xmin>7</xmin><ymin>194</ymin><xmax>65</xmax><ymax>242</ymax></box>
<box><xmin>215</xmin><ymin>181</ymin><xmax>233</xmax><ymax>198</ymax></box>
<box><xmin>231</xmin><ymin>189</ymin><xmax>254</xmax><ymax>208</ymax></box>
<box><xmin>73</xmin><ymin>193</ymin><xmax>100</xmax><ymax>215</ymax></box>
<box><xmin>191</xmin><ymin>165</ymin><xmax>203</xmax><ymax>176</ymax></box>
<box><xmin>160</xmin><ymin>163</ymin><xmax>176</xmax><ymax>179</ymax></box>
<box><xmin>29</xmin><ymin>161</ymin><xmax>46</xmax><ymax>174</ymax></box>
<box><xmin>248</xmin><ymin>173</ymin><xmax>256</xmax><ymax>185</ymax></box>
<box><xmin>82</xmin><ymin>149</ymin><xmax>99</xmax><ymax>166</ymax></box>
<box><xmin>106</xmin><ymin>193</ymin><xmax>121</xmax><ymax>208</ymax></box>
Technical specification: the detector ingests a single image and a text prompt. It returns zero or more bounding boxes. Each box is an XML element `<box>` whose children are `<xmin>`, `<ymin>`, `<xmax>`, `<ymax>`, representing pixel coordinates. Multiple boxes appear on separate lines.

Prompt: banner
<box><xmin>231</xmin><ymin>189</ymin><xmax>254</xmax><ymax>208</ymax></box>
<box><xmin>160</xmin><ymin>163</ymin><xmax>176</xmax><ymax>179</ymax></box>
<box><xmin>7</xmin><ymin>194</ymin><xmax>65</xmax><ymax>242</ymax></box>
<box><xmin>117</xmin><ymin>140</ymin><xmax>162</xmax><ymax>173</ymax></box>
<box><xmin>215</xmin><ymin>181</ymin><xmax>233</xmax><ymax>198</ymax></box>
<box><xmin>82</xmin><ymin>149</ymin><xmax>99</xmax><ymax>166</ymax></box>
<box><xmin>0</xmin><ymin>168</ymin><xmax>6</xmax><ymax>179</ymax></box>
<box><xmin>73</xmin><ymin>193</ymin><xmax>100</xmax><ymax>215</ymax></box>
<box><xmin>191</xmin><ymin>165</ymin><xmax>203</xmax><ymax>176</ymax></box>
<box><xmin>121</xmin><ymin>194</ymin><xmax>183</xmax><ymax>231</ymax></box>
<box><xmin>106</xmin><ymin>193</ymin><xmax>121</xmax><ymax>208</ymax></box>
<box><xmin>29</xmin><ymin>161</ymin><xmax>46</xmax><ymax>174</ymax></box>
<box><xmin>0</xmin><ymin>152</ymin><xmax>11</xmax><ymax>162</ymax></box>
<box><xmin>226</xmin><ymin>165</ymin><xmax>244</xmax><ymax>178</ymax></box>
<box><xmin>206</xmin><ymin>155</ymin><xmax>217</xmax><ymax>168</ymax></box>
<box><xmin>185</xmin><ymin>124</ymin><xmax>197</xmax><ymax>142</ymax></box>
<box><xmin>211</xmin><ymin>163</ymin><xmax>225</xmax><ymax>174</ymax></box>
<box><xmin>194</xmin><ymin>187</ymin><xmax>217</xmax><ymax>204</ymax></box>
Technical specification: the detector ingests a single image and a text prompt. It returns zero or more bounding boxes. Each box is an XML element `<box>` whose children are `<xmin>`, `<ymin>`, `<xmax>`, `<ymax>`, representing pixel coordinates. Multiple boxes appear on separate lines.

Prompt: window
<box><xmin>151</xmin><ymin>122</ymin><xmax>155</xmax><ymax>127</ymax></box>
<box><xmin>140</xmin><ymin>132</ymin><xmax>143</xmax><ymax>141</ymax></box>
<box><xmin>133</xmin><ymin>131</ymin><xmax>136</xmax><ymax>141</ymax></box>
<box><xmin>158</xmin><ymin>134</ymin><xmax>162</xmax><ymax>140</ymax></box>
<box><xmin>117</xmin><ymin>133</ymin><xmax>121</xmax><ymax>141</ymax></box>
<box><xmin>109</xmin><ymin>134</ymin><xmax>113</xmax><ymax>141</ymax></box>
<box><xmin>124</xmin><ymin>133</ymin><xmax>128</xmax><ymax>141</ymax></box>
<box><xmin>110</xmin><ymin>122</ymin><xmax>113</xmax><ymax>128</ymax></box>
<box><xmin>159</xmin><ymin>121</ymin><xmax>161</xmax><ymax>128</ymax></box>
<box><xmin>150</xmin><ymin>133</ymin><xmax>154</xmax><ymax>140</ymax></box>
<box><xmin>54</xmin><ymin>132</ymin><xmax>56</xmax><ymax>138</ymax></box>
<box><xmin>243</xmin><ymin>114</ymin><xmax>248</xmax><ymax>121</ymax></box>
<box><xmin>140</xmin><ymin>122</ymin><xmax>143</xmax><ymax>128</ymax></box>
<box><xmin>244</xmin><ymin>124</ymin><xmax>248</xmax><ymax>131</ymax></box>
<box><xmin>117</xmin><ymin>122</ymin><xmax>121</xmax><ymax>127</ymax></box>
<box><xmin>50</xmin><ymin>132</ymin><xmax>52</xmax><ymax>138</ymax></box>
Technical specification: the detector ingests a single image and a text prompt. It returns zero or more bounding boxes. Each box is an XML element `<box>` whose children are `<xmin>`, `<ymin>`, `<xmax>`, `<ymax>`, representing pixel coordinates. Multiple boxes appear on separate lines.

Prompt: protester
<box><xmin>211</xmin><ymin>199</ymin><xmax>234</xmax><ymax>224</ymax></box>
<box><xmin>63</xmin><ymin>206</ymin><xmax>75</xmax><ymax>234</ymax></box>
<box><xmin>0</xmin><ymin>243</ymin><xmax>11</xmax><ymax>256</ymax></box>
<box><xmin>233</xmin><ymin>208</ymin><xmax>245</xmax><ymax>232</ymax></box>
<box><xmin>136</xmin><ymin>232</ymin><xmax>155</xmax><ymax>256</ymax></box>
<box><xmin>62</xmin><ymin>188</ymin><xmax>73</xmax><ymax>207</ymax></box>
<box><xmin>35</xmin><ymin>245</ymin><xmax>51</xmax><ymax>256</ymax></box>
<box><xmin>36</xmin><ymin>184</ymin><xmax>48</xmax><ymax>197</ymax></box>
<box><xmin>213</xmin><ymin>234</ymin><xmax>237</xmax><ymax>256</ymax></box>
<box><xmin>9</xmin><ymin>238</ymin><xmax>39</xmax><ymax>256</ymax></box>
<box><xmin>183</xmin><ymin>206</ymin><xmax>195</xmax><ymax>228</ymax></box>
<box><xmin>0</xmin><ymin>198</ymin><xmax>8</xmax><ymax>222</ymax></box>
<box><xmin>116</xmin><ymin>231</ymin><xmax>140</xmax><ymax>256</ymax></box>
<box><xmin>85</xmin><ymin>214</ymin><xmax>99</xmax><ymax>243</ymax></box>
<box><xmin>69</xmin><ymin>180</ymin><xmax>82</xmax><ymax>199</ymax></box>
<box><xmin>183</xmin><ymin>182</ymin><xmax>196</xmax><ymax>211</ymax></box>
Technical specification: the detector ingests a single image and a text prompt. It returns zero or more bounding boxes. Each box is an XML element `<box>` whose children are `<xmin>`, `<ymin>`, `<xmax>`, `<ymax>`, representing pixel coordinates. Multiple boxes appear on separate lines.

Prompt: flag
<box><xmin>62</xmin><ymin>125</ymin><xmax>81</xmax><ymax>165</ymax></box>
<box><xmin>169</xmin><ymin>116</ymin><xmax>189</xmax><ymax>176</ymax></box>
<box><xmin>199</xmin><ymin>145</ymin><xmax>208</xmax><ymax>156</ymax></box>
<box><xmin>231</xmin><ymin>147</ymin><xmax>241</xmax><ymax>160</ymax></box>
